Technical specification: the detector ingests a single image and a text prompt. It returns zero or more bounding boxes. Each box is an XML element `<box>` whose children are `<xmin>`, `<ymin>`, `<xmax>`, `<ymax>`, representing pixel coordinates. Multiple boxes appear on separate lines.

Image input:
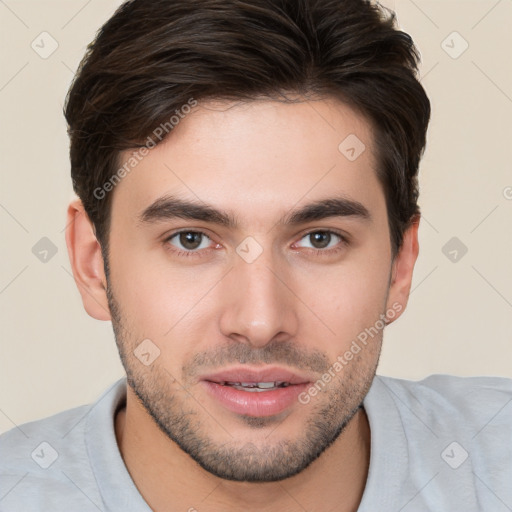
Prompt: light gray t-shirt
<box><xmin>1</xmin><ymin>374</ymin><xmax>511</xmax><ymax>511</ymax></box>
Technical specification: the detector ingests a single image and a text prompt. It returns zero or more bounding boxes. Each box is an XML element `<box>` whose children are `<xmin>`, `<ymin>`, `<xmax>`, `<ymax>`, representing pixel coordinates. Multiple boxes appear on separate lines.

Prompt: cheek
<box><xmin>109</xmin><ymin>241</ymin><xmax>224</xmax><ymax>344</ymax></box>
<box><xmin>302</xmin><ymin>253</ymin><xmax>390</xmax><ymax>353</ymax></box>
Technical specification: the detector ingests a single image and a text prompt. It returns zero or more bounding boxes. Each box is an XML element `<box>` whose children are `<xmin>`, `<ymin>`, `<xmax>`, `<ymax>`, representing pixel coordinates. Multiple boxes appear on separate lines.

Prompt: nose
<box><xmin>218</xmin><ymin>248</ymin><xmax>299</xmax><ymax>348</ymax></box>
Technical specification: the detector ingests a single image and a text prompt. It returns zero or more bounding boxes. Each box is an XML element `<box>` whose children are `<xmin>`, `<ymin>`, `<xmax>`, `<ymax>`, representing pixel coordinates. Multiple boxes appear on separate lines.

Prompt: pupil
<box><xmin>180</xmin><ymin>232</ymin><xmax>202</xmax><ymax>250</ymax></box>
<box><xmin>311</xmin><ymin>232</ymin><xmax>330</xmax><ymax>249</ymax></box>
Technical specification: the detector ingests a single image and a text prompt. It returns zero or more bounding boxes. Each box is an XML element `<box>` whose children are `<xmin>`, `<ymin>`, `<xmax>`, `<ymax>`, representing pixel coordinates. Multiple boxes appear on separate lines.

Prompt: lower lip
<box><xmin>202</xmin><ymin>381</ymin><xmax>309</xmax><ymax>417</ymax></box>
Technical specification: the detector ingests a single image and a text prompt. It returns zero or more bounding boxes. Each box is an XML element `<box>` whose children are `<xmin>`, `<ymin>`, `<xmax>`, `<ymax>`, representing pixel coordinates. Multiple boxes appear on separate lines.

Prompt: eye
<box><xmin>294</xmin><ymin>230</ymin><xmax>347</xmax><ymax>252</ymax></box>
<box><xmin>166</xmin><ymin>230</ymin><xmax>213</xmax><ymax>253</ymax></box>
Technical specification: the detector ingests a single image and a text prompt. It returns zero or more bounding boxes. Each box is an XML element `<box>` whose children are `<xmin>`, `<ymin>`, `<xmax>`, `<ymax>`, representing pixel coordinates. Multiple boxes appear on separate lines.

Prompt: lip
<box><xmin>199</xmin><ymin>366</ymin><xmax>312</xmax><ymax>418</ymax></box>
<box><xmin>200</xmin><ymin>366</ymin><xmax>311</xmax><ymax>386</ymax></box>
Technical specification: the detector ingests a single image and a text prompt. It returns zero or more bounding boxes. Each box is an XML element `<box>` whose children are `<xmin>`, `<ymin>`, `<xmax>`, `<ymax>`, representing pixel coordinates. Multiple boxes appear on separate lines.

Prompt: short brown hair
<box><xmin>64</xmin><ymin>0</ymin><xmax>430</xmax><ymax>259</ymax></box>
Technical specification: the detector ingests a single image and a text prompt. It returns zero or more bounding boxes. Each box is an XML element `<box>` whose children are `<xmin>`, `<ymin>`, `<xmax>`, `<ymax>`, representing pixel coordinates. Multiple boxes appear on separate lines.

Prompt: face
<box><xmin>102</xmin><ymin>98</ymin><xmax>401</xmax><ymax>482</ymax></box>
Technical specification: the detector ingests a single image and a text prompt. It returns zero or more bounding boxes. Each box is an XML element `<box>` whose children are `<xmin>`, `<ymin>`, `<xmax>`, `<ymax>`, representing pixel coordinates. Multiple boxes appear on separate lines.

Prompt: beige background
<box><xmin>0</xmin><ymin>0</ymin><xmax>511</xmax><ymax>430</ymax></box>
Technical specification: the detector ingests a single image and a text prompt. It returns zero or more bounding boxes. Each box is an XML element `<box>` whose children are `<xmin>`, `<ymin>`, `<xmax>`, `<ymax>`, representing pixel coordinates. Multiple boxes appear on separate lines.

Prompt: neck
<box><xmin>115</xmin><ymin>388</ymin><xmax>371</xmax><ymax>512</ymax></box>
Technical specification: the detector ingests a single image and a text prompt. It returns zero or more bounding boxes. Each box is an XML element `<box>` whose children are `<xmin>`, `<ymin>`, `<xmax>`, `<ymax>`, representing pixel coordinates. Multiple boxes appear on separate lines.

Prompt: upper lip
<box><xmin>200</xmin><ymin>366</ymin><xmax>312</xmax><ymax>385</ymax></box>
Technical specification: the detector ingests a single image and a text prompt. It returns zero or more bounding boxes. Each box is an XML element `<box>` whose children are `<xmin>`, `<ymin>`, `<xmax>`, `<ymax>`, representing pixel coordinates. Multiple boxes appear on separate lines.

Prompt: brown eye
<box><xmin>309</xmin><ymin>231</ymin><xmax>332</xmax><ymax>249</ymax></box>
<box><xmin>296</xmin><ymin>231</ymin><xmax>342</xmax><ymax>250</ymax></box>
<box><xmin>179</xmin><ymin>232</ymin><xmax>203</xmax><ymax>250</ymax></box>
<box><xmin>167</xmin><ymin>231</ymin><xmax>211</xmax><ymax>252</ymax></box>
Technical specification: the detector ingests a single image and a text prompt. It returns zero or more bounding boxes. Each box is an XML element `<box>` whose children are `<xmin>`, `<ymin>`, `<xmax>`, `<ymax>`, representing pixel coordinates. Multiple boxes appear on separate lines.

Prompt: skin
<box><xmin>65</xmin><ymin>97</ymin><xmax>419</xmax><ymax>512</ymax></box>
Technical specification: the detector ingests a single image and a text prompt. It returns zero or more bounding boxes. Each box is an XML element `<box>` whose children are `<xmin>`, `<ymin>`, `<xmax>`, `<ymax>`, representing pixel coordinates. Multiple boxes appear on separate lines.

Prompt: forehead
<box><xmin>111</xmin><ymin>97</ymin><xmax>384</xmax><ymax>225</ymax></box>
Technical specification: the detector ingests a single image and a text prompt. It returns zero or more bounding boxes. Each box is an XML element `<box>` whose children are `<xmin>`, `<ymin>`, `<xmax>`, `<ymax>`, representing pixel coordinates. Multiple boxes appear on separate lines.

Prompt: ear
<box><xmin>385</xmin><ymin>216</ymin><xmax>420</xmax><ymax>325</ymax></box>
<box><xmin>65</xmin><ymin>199</ymin><xmax>111</xmax><ymax>321</ymax></box>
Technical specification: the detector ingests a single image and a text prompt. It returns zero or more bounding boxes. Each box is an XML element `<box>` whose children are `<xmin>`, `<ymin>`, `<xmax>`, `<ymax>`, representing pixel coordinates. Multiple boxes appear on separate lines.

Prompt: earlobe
<box><xmin>385</xmin><ymin>216</ymin><xmax>420</xmax><ymax>325</ymax></box>
<box><xmin>65</xmin><ymin>199</ymin><xmax>111</xmax><ymax>321</ymax></box>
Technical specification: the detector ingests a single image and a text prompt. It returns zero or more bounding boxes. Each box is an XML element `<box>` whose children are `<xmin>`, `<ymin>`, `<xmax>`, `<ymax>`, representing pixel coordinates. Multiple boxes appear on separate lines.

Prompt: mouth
<box><xmin>215</xmin><ymin>381</ymin><xmax>292</xmax><ymax>392</ymax></box>
<box><xmin>199</xmin><ymin>367</ymin><xmax>312</xmax><ymax>417</ymax></box>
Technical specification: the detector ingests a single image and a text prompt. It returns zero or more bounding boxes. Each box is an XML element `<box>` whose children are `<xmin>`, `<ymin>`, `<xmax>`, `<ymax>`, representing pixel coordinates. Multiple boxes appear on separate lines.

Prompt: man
<box><xmin>1</xmin><ymin>0</ymin><xmax>511</xmax><ymax>511</ymax></box>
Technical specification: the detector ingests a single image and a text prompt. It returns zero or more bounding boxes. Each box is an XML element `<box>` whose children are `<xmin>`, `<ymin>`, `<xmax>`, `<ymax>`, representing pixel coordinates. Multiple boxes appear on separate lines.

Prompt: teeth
<box><xmin>221</xmin><ymin>381</ymin><xmax>291</xmax><ymax>391</ymax></box>
<box><xmin>256</xmin><ymin>382</ymin><xmax>276</xmax><ymax>389</ymax></box>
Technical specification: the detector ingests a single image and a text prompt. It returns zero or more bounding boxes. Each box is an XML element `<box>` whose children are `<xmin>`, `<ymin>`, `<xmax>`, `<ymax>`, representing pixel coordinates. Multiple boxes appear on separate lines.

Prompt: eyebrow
<box><xmin>138</xmin><ymin>194</ymin><xmax>371</xmax><ymax>228</ymax></box>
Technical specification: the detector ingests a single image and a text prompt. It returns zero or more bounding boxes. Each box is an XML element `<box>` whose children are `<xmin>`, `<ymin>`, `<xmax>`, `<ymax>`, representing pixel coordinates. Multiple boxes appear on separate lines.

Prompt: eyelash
<box><xmin>163</xmin><ymin>229</ymin><xmax>349</xmax><ymax>259</ymax></box>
